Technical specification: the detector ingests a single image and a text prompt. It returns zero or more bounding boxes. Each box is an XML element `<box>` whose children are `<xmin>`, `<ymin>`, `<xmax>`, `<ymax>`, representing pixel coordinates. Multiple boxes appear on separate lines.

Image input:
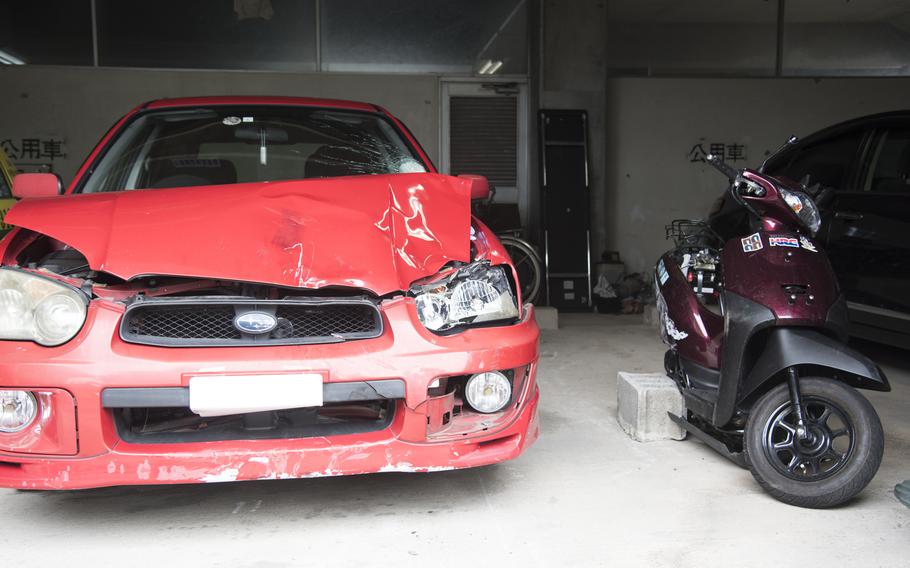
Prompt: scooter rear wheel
<box><xmin>744</xmin><ymin>377</ymin><xmax>884</xmax><ymax>508</ymax></box>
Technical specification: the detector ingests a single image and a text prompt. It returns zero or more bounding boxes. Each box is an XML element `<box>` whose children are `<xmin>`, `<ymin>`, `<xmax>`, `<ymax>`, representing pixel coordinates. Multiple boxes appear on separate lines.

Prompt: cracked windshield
<box><xmin>80</xmin><ymin>106</ymin><xmax>428</xmax><ymax>193</ymax></box>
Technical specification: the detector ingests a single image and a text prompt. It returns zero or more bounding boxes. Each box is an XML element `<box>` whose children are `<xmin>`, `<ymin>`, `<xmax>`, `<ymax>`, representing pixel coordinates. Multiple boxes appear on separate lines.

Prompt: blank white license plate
<box><xmin>189</xmin><ymin>373</ymin><xmax>324</xmax><ymax>417</ymax></box>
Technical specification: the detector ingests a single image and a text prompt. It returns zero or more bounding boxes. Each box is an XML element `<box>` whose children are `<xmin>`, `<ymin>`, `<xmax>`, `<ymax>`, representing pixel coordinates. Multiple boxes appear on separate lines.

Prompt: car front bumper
<box><xmin>0</xmin><ymin>297</ymin><xmax>540</xmax><ymax>490</ymax></box>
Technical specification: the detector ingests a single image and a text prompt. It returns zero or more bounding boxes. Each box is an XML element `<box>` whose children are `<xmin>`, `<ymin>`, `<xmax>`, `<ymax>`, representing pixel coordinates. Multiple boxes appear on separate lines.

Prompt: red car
<box><xmin>0</xmin><ymin>96</ymin><xmax>540</xmax><ymax>489</ymax></box>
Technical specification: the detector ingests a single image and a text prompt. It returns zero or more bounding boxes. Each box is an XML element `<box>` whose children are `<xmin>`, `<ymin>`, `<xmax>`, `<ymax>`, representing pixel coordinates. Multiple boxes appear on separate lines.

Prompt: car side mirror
<box><xmin>12</xmin><ymin>173</ymin><xmax>62</xmax><ymax>199</ymax></box>
<box><xmin>459</xmin><ymin>174</ymin><xmax>490</xmax><ymax>201</ymax></box>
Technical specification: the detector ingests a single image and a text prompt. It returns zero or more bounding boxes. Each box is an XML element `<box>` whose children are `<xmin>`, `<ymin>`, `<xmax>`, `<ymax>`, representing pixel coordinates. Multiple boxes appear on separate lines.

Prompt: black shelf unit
<box><xmin>539</xmin><ymin>109</ymin><xmax>591</xmax><ymax>309</ymax></box>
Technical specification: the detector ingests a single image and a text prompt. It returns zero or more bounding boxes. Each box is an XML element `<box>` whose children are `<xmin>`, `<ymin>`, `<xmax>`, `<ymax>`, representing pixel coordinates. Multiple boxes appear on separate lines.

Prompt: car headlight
<box><xmin>411</xmin><ymin>261</ymin><xmax>519</xmax><ymax>332</ymax></box>
<box><xmin>0</xmin><ymin>390</ymin><xmax>37</xmax><ymax>433</ymax></box>
<box><xmin>779</xmin><ymin>187</ymin><xmax>821</xmax><ymax>236</ymax></box>
<box><xmin>0</xmin><ymin>268</ymin><xmax>88</xmax><ymax>346</ymax></box>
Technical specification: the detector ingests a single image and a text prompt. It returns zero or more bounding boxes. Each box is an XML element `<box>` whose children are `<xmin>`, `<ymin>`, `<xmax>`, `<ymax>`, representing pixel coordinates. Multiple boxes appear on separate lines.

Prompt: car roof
<box><xmin>142</xmin><ymin>96</ymin><xmax>382</xmax><ymax>113</ymax></box>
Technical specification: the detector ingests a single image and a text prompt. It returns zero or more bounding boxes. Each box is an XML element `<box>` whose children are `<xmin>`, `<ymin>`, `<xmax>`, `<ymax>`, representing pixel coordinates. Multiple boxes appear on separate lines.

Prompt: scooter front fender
<box><xmin>741</xmin><ymin>327</ymin><xmax>891</xmax><ymax>404</ymax></box>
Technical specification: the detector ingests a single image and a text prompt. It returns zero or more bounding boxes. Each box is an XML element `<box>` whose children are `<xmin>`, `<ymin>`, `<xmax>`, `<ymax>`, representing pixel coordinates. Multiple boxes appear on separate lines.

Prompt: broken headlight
<box><xmin>0</xmin><ymin>268</ymin><xmax>88</xmax><ymax>346</ymax></box>
<box><xmin>411</xmin><ymin>261</ymin><xmax>519</xmax><ymax>332</ymax></box>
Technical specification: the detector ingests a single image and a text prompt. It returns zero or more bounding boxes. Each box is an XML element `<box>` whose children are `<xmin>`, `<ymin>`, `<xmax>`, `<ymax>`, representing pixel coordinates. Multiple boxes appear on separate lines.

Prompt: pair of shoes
<box><xmin>897</xmin><ymin>480</ymin><xmax>910</xmax><ymax>508</ymax></box>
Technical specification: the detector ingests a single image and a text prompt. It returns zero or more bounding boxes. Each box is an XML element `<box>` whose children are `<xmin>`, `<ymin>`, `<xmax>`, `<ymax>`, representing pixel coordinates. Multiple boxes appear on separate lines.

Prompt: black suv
<box><xmin>712</xmin><ymin>111</ymin><xmax>910</xmax><ymax>349</ymax></box>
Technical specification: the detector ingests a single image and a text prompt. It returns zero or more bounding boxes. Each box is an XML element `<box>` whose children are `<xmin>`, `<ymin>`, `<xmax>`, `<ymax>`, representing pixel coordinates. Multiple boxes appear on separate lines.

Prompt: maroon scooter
<box><xmin>655</xmin><ymin>150</ymin><xmax>889</xmax><ymax>508</ymax></box>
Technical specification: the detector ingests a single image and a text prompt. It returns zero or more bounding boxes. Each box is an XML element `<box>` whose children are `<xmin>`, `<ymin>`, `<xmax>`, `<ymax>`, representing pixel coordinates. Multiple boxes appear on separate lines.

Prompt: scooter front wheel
<box><xmin>744</xmin><ymin>377</ymin><xmax>884</xmax><ymax>508</ymax></box>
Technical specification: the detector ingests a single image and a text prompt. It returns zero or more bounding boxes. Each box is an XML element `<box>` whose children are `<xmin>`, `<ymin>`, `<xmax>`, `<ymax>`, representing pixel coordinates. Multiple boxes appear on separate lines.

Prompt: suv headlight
<box><xmin>779</xmin><ymin>187</ymin><xmax>821</xmax><ymax>236</ymax></box>
<box><xmin>410</xmin><ymin>261</ymin><xmax>519</xmax><ymax>332</ymax></box>
<box><xmin>0</xmin><ymin>268</ymin><xmax>88</xmax><ymax>346</ymax></box>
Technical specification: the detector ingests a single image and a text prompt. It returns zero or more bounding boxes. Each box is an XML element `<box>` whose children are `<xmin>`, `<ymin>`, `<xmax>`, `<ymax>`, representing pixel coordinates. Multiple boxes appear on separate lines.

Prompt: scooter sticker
<box><xmin>799</xmin><ymin>236</ymin><xmax>817</xmax><ymax>252</ymax></box>
<box><xmin>769</xmin><ymin>235</ymin><xmax>799</xmax><ymax>248</ymax></box>
<box><xmin>655</xmin><ymin>288</ymin><xmax>688</xmax><ymax>344</ymax></box>
<box><xmin>657</xmin><ymin>259</ymin><xmax>670</xmax><ymax>285</ymax></box>
<box><xmin>741</xmin><ymin>233</ymin><xmax>763</xmax><ymax>252</ymax></box>
<box><xmin>665</xmin><ymin>316</ymin><xmax>689</xmax><ymax>341</ymax></box>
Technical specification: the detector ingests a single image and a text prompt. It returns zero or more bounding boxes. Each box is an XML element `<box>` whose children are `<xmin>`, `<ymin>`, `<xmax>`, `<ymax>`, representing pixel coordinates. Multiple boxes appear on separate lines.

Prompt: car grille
<box><xmin>120</xmin><ymin>298</ymin><xmax>383</xmax><ymax>347</ymax></box>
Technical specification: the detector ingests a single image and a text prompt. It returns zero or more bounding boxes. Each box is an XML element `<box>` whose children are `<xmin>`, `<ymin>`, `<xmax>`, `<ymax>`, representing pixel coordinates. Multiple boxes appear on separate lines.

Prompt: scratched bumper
<box><xmin>0</xmin><ymin>298</ymin><xmax>540</xmax><ymax>490</ymax></box>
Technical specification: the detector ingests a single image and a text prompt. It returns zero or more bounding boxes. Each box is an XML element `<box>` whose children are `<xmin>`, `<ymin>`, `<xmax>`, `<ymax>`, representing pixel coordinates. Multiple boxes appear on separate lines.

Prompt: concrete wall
<box><xmin>606</xmin><ymin>77</ymin><xmax>910</xmax><ymax>273</ymax></box>
<box><xmin>0</xmin><ymin>65</ymin><xmax>439</xmax><ymax>185</ymax></box>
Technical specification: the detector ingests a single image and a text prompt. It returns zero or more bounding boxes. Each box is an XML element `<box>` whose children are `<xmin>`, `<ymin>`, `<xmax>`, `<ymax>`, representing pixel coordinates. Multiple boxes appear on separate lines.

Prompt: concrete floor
<box><xmin>2</xmin><ymin>314</ymin><xmax>907</xmax><ymax>567</ymax></box>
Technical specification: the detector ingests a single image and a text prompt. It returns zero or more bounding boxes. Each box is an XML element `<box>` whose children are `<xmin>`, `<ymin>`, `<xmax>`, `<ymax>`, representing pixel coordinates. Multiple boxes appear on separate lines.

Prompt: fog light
<box><xmin>465</xmin><ymin>371</ymin><xmax>511</xmax><ymax>414</ymax></box>
<box><xmin>0</xmin><ymin>390</ymin><xmax>37</xmax><ymax>433</ymax></box>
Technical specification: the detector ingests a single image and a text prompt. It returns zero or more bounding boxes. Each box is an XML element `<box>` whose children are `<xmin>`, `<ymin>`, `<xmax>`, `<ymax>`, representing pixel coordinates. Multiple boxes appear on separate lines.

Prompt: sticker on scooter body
<box><xmin>655</xmin><ymin>288</ymin><xmax>688</xmax><ymax>343</ymax></box>
<box><xmin>741</xmin><ymin>233</ymin><xmax>763</xmax><ymax>252</ymax></box>
<box><xmin>664</xmin><ymin>316</ymin><xmax>688</xmax><ymax>341</ymax></box>
<box><xmin>799</xmin><ymin>236</ymin><xmax>817</xmax><ymax>252</ymax></box>
<box><xmin>769</xmin><ymin>235</ymin><xmax>799</xmax><ymax>248</ymax></box>
<box><xmin>657</xmin><ymin>259</ymin><xmax>670</xmax><ymax>285</ymax></box>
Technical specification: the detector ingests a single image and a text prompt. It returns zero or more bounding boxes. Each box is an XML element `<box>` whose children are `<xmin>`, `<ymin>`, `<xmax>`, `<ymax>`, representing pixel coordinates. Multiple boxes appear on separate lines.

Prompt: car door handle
<box><xmin>835</xmin><ymin>211</ymin><xmax>864</xmax><ymax>221</ymax></box>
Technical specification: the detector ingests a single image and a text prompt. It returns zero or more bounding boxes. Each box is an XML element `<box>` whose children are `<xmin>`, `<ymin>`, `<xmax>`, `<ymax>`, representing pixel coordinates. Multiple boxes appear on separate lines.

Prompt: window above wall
<box><xmin>607</xmin><ymin>0</ymin><xmax>778</xmax><ymax>77</ymax></box>
<box><xmin>321</xmin><ymin>0</ymin><xmax>527</xmax><ymax>74</ymax></box>
<box><xmin>0</xmin><ymin>0</ymin><xmax>94</xmax><ymax>66</ymax></box>
<box><xmin>608</xmin><ymin>0</ymin><xmax>910</xmax><ymax>78</ymax></box>
<box><xmin>783</xmin><ymin>0</ymin><xmax>910</xmax><ymax>76</ymax></box>
<box><xmin>0</xmin><ymin>0</ymin><xmax>528</xmax><ymax>76</ymax></box>
<box><xmin>96</xmin><ymin>0</ymin><xmax>318</xmax><ymax>71</ymax></box>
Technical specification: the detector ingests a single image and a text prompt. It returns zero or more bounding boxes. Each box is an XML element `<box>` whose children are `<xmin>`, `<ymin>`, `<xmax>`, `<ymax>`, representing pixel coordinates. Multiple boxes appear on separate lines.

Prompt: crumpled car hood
<box><xmin>6</xmin><ymin>173</ymin><xmax>472</xmax><ymax>295</ymax></box>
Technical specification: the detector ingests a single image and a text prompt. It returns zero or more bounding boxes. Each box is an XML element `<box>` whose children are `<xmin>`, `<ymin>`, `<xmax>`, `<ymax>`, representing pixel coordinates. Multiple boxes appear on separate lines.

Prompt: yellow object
<box><xmin>0</xmin><ymin>146</ymin><xmax>16</xmax><ymax>234</ymax></box>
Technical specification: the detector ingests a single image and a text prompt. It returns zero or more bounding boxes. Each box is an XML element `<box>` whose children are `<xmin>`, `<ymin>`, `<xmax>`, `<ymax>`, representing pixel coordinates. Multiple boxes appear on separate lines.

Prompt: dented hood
<box><xmin>6</xmin><ymin>173</ymin><xmax>472</xmax><ymax>295</ymax></box>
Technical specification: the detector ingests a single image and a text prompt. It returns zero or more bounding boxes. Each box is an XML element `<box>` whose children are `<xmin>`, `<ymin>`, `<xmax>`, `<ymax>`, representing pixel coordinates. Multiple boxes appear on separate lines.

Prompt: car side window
<box><xmin>777</xmin><ymin>130</ymin><xmax>863</xmax><ymax>190</ymax></box>
<box><xmin>863</xmin><ymin>128</ymin><xmax>910</xmax><ymax>194</ymax></box>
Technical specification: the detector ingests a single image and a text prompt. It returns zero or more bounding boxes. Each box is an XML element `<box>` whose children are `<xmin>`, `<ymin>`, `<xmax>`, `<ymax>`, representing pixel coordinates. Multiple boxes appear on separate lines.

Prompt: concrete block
<box><xmin>616</xmin><ymin>372</ymin><xmax>686</xmax><ymax>442</ymax></box>
<box><xmin>534</xmin><ymin>306</ymin><xmax>559</xmax><ymax>330</ymax></box>
<box><xmin>642</xmin><ymin>303</ymin><xmax>659</xmax><ymax>328</ymax></box>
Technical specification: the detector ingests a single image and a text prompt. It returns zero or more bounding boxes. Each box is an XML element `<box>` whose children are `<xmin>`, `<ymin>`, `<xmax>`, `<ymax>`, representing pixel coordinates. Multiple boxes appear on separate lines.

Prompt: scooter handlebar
<box><xmin>706</xmin><ymin>153</ymin><xmax>740</xmax><ymax>181</ymax></box>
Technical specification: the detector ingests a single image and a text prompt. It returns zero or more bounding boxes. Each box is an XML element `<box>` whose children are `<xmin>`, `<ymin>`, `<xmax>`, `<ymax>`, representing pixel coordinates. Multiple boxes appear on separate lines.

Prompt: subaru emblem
<box><xmin>234</xmin><ymin>312</ymin><xmax>278</xmax><ymax>335</ymax></box>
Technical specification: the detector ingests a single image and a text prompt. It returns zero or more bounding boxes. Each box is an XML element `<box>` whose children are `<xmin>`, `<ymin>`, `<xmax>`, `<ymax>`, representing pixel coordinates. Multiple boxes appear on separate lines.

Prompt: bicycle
<box><xmin>471</xmin><ymin>186</ymin><xmax>544</xmax><ymax>304</ymax></box>
<box><xmin>497</xmin><ymin>231</ymin><xmax>543</xmax><ymax>304</ymax></box>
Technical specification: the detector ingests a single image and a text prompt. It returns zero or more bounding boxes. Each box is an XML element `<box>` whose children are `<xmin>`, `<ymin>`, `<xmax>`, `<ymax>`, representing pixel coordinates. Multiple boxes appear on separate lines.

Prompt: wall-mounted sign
<box><xmin>688</xmin><ymin>141</ymin><xmax>747</xmax><ymax>164</ymax></box>
<box><xmin>0</xmin><ymin>137</ymin><xmax>67</xmax><ymax>172</ymax></box>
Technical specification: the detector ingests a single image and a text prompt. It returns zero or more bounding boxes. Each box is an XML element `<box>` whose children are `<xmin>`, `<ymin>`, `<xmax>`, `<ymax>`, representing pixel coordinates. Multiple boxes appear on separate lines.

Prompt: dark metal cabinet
<box><xmin>540</xmin><ymin>110</ymin><xmax>591</xmax><ymax>309</ymax></box>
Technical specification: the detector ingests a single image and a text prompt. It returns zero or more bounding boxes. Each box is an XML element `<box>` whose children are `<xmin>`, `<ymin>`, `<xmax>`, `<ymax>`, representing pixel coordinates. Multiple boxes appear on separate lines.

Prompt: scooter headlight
<box><xmin>410</xmin><ymin>261</ymin><xmax>519</xmax><ymax>332</ymax></box>
<box><xmin>779</xmin><ymin>187</ymin><xmax>821</xmax><ymax>236</ymax></box>
<box><xmin>0</xmin><ymin>268</ymin><xmax>88</xmax><ymax>346</ymax></box>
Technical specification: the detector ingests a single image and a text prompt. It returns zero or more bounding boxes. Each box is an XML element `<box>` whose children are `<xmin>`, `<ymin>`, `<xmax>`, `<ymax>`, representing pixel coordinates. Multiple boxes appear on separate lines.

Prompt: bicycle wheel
<box><xmin>499</xmin><ymin>236</ymin><xmax>542</xmax><ymax>303</ymax></box>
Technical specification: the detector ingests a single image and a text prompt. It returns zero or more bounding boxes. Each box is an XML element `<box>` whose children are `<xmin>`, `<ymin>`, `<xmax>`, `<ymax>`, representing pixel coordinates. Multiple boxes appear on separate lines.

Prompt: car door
<box><xmin>827</xmin><ymin>123</ymin><xmax>910</xmax><ymax>317</ymax></box>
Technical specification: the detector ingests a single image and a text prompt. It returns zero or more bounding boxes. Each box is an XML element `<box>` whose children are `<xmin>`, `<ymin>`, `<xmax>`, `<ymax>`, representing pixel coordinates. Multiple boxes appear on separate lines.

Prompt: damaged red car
<box><xmin>0</xmin><ymin>96</ymin><xmax>540</xmax><ymax>489</ymax></box>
